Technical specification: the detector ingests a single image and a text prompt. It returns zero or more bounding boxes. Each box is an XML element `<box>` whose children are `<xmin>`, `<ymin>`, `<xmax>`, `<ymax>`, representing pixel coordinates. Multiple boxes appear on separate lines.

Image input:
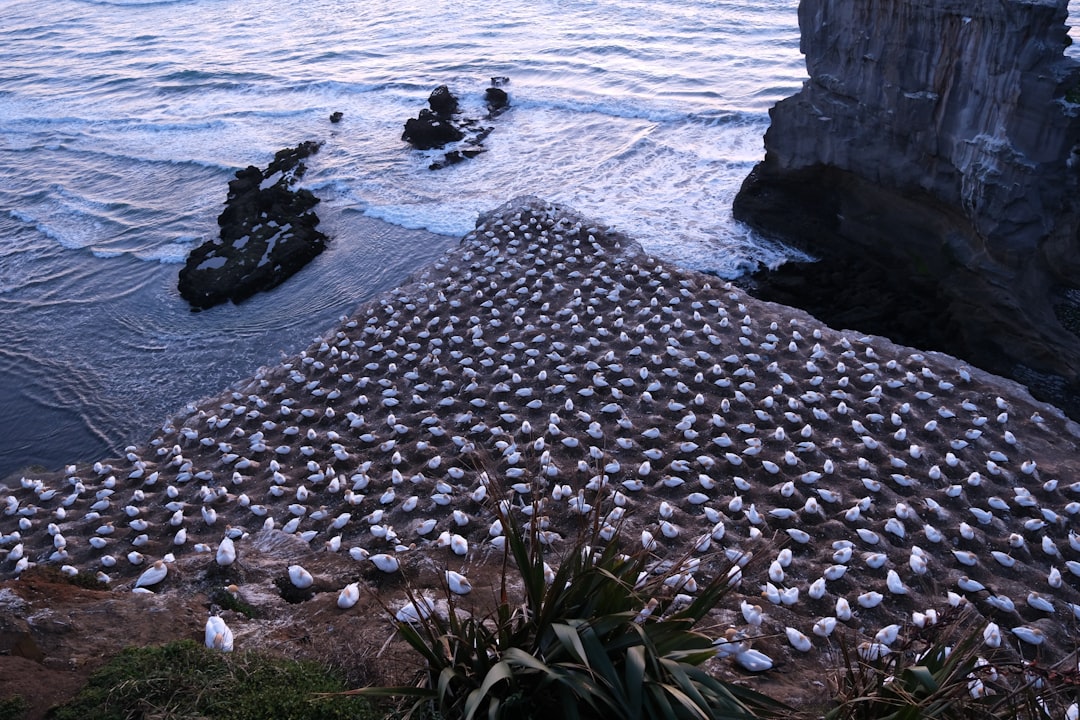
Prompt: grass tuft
<box><xmin>211</xmin><ymin>587</ymin><xmax>260</xmax><ymax>619</ymax></box>
<box><xmin>0</xmin><ymin>696</ymin><xmax>28</xmax><ymax>720</ymax></box>
<box><xmin>48</xmin><ymin>639</ymin><xmax>377</xmax><ymax>720</ymax></box>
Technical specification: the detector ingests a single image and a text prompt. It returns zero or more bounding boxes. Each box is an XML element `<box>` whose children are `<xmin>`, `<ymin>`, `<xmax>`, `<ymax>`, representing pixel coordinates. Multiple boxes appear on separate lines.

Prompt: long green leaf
<box><xmin>339</xmin><ymin>685</ymin><xmax>437</xmax><ymax>699</ymax></box>
<box><xmin>501</xmin><ymin>647</ymin><xmax>560</xmax><ymax>680</ymax></box>
<box><xmin>659</xmin><ymin>682</ymin><xmax>711</xmax><ymax>720</ymax></box>
<box><xmin>645</xmin><ymin>682</ymin><xmax>681</xmax><ymax>720</ymax></box>
<box><xmin>660</xmin><ymin>657</ymin><xmax>712</xmax><ymax>716</ymax></box>
<box><xmin>552</xmin><ymin>622</ymin><xmax>591</xmax><ymax>668</ymax></box>
<box><xmin>902</xmin><ymin>665</ymin><xmax>939</xmax><ymax>696</ymax></box>
<box><xmin>437</xmin><ymin>666</ymin><xmax>459</xmax><ymax>707</ymax></box>
<box><xmin>576</xmin><ymin>623</ymin><xmax>619</xmax><ymax>684</ymax></box>
<box><xmin>395</xmin><ymin>619</ymin><xmax>446</xmax><ymax>669</ymax></box>
<box><xmin>463</xmin><ymin>661</ymin><xmax>514</xmax><ymax>720</ymax></box>
<box><xmin>625</xmin><ymin>645</ymin><xmax>645</xmax><ymax>720</ymax></box>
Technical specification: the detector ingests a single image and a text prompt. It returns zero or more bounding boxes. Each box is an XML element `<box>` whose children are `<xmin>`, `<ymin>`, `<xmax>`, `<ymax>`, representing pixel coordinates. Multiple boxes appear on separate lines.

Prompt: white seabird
<box><xmin>288</xmin><ymin>564</ymin><xmax>314</xmax><ymax>589</ymax></box>
<box><xmin>216</xmin><ymin>536</ymin><xmax>236</xmax><ymax>566</ymax></box>
<box><xmin>337</xmin><ymin>582</ymin><xmax>361</xmax><ymax>609</ymax></box>
<box><xmin>134</xmin><ymin>560</ymin><xmax>168</xmax><ymax>589</ymax></box>
<box><xmin>205</xmin><ymin>615</ymin><xmax>234</xmax><ymax>652</ymax></box>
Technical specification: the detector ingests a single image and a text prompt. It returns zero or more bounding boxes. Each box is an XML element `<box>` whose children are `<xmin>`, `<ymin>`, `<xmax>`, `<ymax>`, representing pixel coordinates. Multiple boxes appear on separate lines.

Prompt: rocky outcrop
<box><xmin>734</xmin><ymin>0</ymin><xmax>1080</xmax><ymax>414</ymax></box>
<box><xmin>178</xmin><ymin>141</ymin><xmax>327</xmax><ymax>311</ymax></box>
<box><xmin>401</xmin><ymin>81</ymin><xmax>510</xmax><ymax>169</ymax></box>
<box><xmin>401</xmin><ymin>87</ymin><xmax>465</xmax><ymax>150</ymax></box>
<box><xmin>486</xmin><ymin>76</ymin><xmax>511</xmax><ymax>116</ymax></box>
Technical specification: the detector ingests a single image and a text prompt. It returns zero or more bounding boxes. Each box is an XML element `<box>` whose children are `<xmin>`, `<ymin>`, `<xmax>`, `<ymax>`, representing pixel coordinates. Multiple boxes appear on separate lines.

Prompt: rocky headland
<box><xmin>10</xmin><ymin>4</ymin><xmax>1080</xmax><ymax>711</ymax></box>
<box><xmin>4</xmin><ymin>197</ymin><xmax>1080</xmax><ymax>716</ymax></box>
<box><xmin>733</xmin><ymin>0</ymin><xmax>1080</xmax><ymax>419</ymax></box>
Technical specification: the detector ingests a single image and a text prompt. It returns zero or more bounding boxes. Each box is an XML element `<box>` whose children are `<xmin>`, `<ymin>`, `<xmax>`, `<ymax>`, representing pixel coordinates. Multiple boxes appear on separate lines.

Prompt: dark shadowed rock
<box><xmin>329</xmin><ymin>111</ymin><xmax>343</xmax><ymax>123</ymax></box>
<box><xmin>734</xmin><ymin>0</ymin><xmax>1080</xmax><ymax>418</ymax></box>
<box><xmin>485</xmin><ymin>87</ymin><xmax>509</xmax><ymax>116</ymax></box>
<box><xmin>177</xmin><ymin>141</ymin><xmax>327</xmax><ymax>311</ymax></box>
<box><xmin>402</xmin><ymin>109</ymin><xmax>465</xmax><ymax>150</ymax></box>
<box><xmin>401</xmin><ymin>81</ymin><xmax>509</xmax><ymax>169</ymax></box>
<box><xmin>426</xmin><ymin>84</ymin><xmax>459</xmax><ymax>116</ymax></box>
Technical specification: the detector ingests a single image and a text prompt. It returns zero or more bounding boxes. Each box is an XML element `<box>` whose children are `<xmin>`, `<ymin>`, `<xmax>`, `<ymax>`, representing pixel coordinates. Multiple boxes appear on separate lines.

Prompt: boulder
<box><xmin>426</xmin><ymin>84</ymin><xmax>459</xmax><ymax>116</ymax></box>
<box><xmin>402</xmin><ymin>108</ymin><xmax>465</xmax><ymax>150</ymax></box>
<box><xmin>401</xmin><ymin>81</ymin><xmax>510</xmax><ymax>169</ymax></box>
<box><xmin>485</xmin><ymin>87</ymin><xmax>509</xmax><ymax>116</ymax></box>
<box><xmin>733</xmin><ymin>0</ymin><xmax>1080</xmax><ymax>416</ymax></box>
<box><xmin>177</xmin><ymin>141</ymin><xmax>327</xmax><ymax>311</ymax></box>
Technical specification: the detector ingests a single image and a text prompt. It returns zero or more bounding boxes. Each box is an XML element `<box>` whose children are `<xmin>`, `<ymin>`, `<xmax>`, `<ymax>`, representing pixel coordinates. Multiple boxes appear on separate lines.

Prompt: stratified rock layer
<box><xmin>734</xmin><ymin>0</ymin><xmax>1080</xmax><ymax>411</ymax></box>
<box><xmin>178</xmin><ymin>141</ymin><xmax>327</xmax><ymax>310</ymax></box>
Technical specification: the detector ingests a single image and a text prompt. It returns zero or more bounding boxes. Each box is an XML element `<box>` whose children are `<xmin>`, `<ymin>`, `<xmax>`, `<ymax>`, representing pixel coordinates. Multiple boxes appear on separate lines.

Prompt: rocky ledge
<box><xmin>177</xmin><ymin>141</ymin><xmax>327</xmax><ymax>311</ymax></box>
<box><xmin>733</xmin><ymin>0</ymin><xmax>1080</xmax><ymax>418</ymax></box>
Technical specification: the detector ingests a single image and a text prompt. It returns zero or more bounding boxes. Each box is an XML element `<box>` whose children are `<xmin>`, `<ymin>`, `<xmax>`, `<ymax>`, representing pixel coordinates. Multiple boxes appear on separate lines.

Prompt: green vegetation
<box><xmin>22</xmin><ymin>564</ymin><xmax>106</xmax><ymax>590</ymax></box>
<box><xmin>211</xmin><ymin>587</ymin><xmax>260</xmax><ymax>619</ymax></box>
<box><xmin>0</xmin><ymin>696</ymin><xmax>29</xmax><ymax>720</ymax></box>
<box><xmin>349</xmin><ymin>498</ymin><xmax>784</xmax><ymax>720</ymax></box>
<box><xmin>49</xmin><ymin>640</ymin><xmax>377</xmax><ymax>720</ymax></box>
<box><xmin>825</xmin><ymin>610</ymin><xmax>1072</xmax><ymax>720</ymax></box>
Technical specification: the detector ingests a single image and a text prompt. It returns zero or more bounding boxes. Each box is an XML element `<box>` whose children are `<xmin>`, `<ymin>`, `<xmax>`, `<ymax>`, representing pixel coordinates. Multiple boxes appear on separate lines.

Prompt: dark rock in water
<box><xmin>733</xmin><ymin>0</ymin><xmax>1080</xmax><ymax>419</ymax></box>
<box><xmin>402</xmin><ymin>109</ymin><xmax>465</xmax><ymax>150</ymax></box>
<box><xmin>329</xmin><ymin>111</ymin><xmax>343</xmax><ymax>123</ymax></box>
<box><xmin>428</xmin><ymin>148</ymin><xmax>487</xmax><ymax>170</ymax></box>
<box><xmin>401</xmin><ymin>81</ymin><xmax>510</xmax><ymax>169</ymax></box>
<box><xmin>177</xmin><ymin>141</ymin><xmax>328</xmax><ymax>311</ymax></box>
<box><xmin>429</xmin><ymin>150</ymin><xmax>467</xmax><ymax>171</ymax></box>
<box><xmin>426</xmin><ymin>85</ymin><xmax>459</xmax><ymax>116</ymax></box>
<box><xmin>490</xmin><ymin>76</ymin><xmax>509</xmax><ymax>87</ymax></box>
<box><xmin>485</xmin><ymin>87</ymin><xmax>509</xmax><ymax>116</ymax></box>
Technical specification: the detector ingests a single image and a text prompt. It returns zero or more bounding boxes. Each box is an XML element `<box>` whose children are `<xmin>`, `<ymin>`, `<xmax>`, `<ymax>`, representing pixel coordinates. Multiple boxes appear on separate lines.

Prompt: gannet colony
<box><xmin>3</xmin><ymin>197</ymin><xmax>1080</xmax><ymax>674</ymax></box>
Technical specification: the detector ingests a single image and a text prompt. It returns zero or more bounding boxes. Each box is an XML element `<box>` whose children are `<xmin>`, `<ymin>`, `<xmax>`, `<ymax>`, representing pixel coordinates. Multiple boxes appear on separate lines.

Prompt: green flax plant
<box><xmin>350</xmin><ymin>485</ymin><xmax>784</xmax><ymax>720</ymax></box>
<box><xmin>824</xmin><ymin>609</ymin><xmax>1072</xmax><ymax>720</ymax></box>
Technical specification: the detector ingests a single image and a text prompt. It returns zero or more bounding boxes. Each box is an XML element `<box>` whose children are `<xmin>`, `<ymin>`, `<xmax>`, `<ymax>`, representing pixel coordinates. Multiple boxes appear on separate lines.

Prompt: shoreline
<box><xmin>0</xmin><ymin>211</ymin><xmax>453</xmax><ymax>480</ymax></box>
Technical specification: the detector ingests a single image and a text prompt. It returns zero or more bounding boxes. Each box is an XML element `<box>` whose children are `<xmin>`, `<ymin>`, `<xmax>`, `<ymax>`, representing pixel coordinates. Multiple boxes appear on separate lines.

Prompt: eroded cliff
<box><xmin>734</xmin><ymin>0</ymin><xmax>1080</xmax><ymax>414</ymax></box>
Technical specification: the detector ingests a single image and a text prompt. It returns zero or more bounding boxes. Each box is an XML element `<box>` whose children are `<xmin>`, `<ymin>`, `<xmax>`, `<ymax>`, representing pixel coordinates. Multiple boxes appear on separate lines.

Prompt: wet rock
<box><xmin>485</xmin><ymin>87</ymin><xmax>509</xmax><ymax>116</ymax></box>
<box><xmin>426</xmin><ymin>84</ymin><xmax>459</xmax><ymax>116</ymax></box>
<box><xmin>401</xmin><ymin>81</ymin><xmax>510</xmax><ymax>169</ymax></box>
<box><xmin>177</xmin><ymin>141</ymin><xmax>328</xmax><ymax>311</ymax></box>
<box><xmin>402</xmin><ymin>109</ymin><xmax>465</xmax><ymax>150</ymax></box>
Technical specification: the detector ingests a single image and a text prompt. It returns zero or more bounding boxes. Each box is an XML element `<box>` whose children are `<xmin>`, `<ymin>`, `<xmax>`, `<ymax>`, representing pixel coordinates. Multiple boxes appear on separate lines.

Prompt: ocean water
<box><xmin>1</xmin><ymin>0</ymin><xmax>1076</xmax><ymax>477</ymax></box>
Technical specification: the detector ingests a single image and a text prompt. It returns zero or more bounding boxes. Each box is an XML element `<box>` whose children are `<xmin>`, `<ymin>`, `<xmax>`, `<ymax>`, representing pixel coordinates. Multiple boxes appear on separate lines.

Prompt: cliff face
<box><xmin>734</xmin><ymin>0</ymin><xmax>1080</xmax><ymax>410</ymax></box>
